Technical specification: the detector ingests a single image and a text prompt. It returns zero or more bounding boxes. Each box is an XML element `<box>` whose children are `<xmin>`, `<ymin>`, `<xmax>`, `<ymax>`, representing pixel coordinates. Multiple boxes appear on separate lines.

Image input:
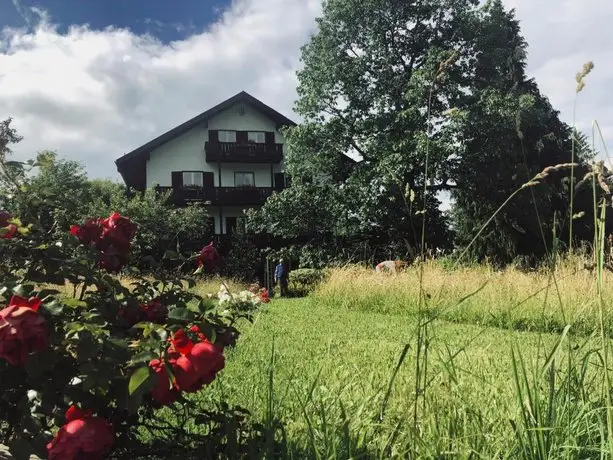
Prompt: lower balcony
<box><xmin>156</xmin><ymin>186</ymin><xmax>274</xmax><ymax>206</ymax></box>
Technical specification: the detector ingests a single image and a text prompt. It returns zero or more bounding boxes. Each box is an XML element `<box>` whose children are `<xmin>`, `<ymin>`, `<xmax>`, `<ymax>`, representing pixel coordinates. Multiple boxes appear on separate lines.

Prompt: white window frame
<box><xmin>247</xmin><ymin>131</ymin><xmax>265</xmax><ymax>143</ymax></box>
<box><xmin>234</xmin><ymin>171</ymin><xmax>255</xmax><ymax>187</ymax></box>
<box><xmin>182</xmin><ymin>171</ymin><xmax>204</xmax><ymax>187</ymax></box>
<box><xmin>218</xmin><ymin>130</ymin><xmax>236</xmax><ymax>143</ymax></box>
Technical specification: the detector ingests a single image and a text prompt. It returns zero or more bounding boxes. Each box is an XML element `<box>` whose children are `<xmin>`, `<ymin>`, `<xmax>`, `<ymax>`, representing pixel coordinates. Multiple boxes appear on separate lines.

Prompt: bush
<box><xmin>1</xmin><ymin>151</ymin><xmax>214</xmax><ymax>272</ymax></box>
<box><xmin>289</xmin><ymin>268</ymin><xmax>329</xmax><ymax>296</ymax></box>
<box><xmin>0</xmin><ymin>153</ymin><xmax>265</xmax><ymax>459</ymax></box>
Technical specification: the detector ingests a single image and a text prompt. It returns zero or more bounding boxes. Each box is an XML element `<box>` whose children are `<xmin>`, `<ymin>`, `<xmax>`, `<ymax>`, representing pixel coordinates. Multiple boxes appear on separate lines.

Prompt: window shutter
<box><xmin>208</xmin><ymin>130</ymin><xmax>219</xmax><ymax>142</ymax></box>
<box><xmin>237</xmin><ymin>131</ymin><xmax>248</xmax><ymax>143</ymax></box>
<box><xmin>203</xmin><ymin>171</ymin><xmax>214</xmax><ymax>189</ymax></box>
<box><xmin>171</xmin><ymin>171</ymin><xmax>183</xmax><ymax>189</ymax></box>
<box><xmin>265</xmin><ymin>132</ymin><xmax>275</xmax><ymax>144</ymax></box>
<box><xmin>274</xmin><ymin>173</ymin><xmax>285</xmax><ymax>191</ymax></box>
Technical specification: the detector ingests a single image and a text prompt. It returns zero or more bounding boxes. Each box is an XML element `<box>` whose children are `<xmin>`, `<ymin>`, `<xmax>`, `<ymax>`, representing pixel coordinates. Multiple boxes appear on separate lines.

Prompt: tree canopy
<box><xmin>251</xmin><ymin>0</ymin><xmax>601</xmax><ymax>266</ymax></box>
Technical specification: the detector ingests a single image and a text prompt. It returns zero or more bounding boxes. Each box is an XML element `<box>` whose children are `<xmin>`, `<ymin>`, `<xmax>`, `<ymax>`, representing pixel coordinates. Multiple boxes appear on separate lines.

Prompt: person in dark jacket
<box><xmin>274</xmin><ymin>258</ymin><xmax>289</xmax><ymax>297</ymax></box>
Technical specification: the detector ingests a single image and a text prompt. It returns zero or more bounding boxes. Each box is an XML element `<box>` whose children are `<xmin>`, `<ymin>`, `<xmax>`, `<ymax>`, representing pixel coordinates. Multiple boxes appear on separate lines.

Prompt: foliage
<box><xmin>0</xmin><ymin>150</ymin><xmax>262</xmax><ymax>459</ymax></box>
<box><xmin>246</xmin><ymin>183</ymin><xmax>337</xmax><ymax>241</ymax></box>
<box><xmin>218</xmin><ymin>233</ymin><xmax>262</xmax><ymax>283</ymax></box>
<box><xmin>0</xmin><ymin>134</ymin><xmax>213</xmax><ymax>270</ymax></box>
<box><xmin>86</xmin><ymin>183</ymin><xmax>212</xmax><ymax>267</ymax></box>
<box><xmin>450</xmin><ymin>1</ymin><xmax>600</xmax><ymax>264</ymax></box>
<box><xmin>246</xmin><ymin>0</ymin><xmax>476</xmax><ymax>262</ymax></box>
<box><xmin>288</xmin><ymin>268</ymin><xmax>329</xmax><ymax>296</ymax></box>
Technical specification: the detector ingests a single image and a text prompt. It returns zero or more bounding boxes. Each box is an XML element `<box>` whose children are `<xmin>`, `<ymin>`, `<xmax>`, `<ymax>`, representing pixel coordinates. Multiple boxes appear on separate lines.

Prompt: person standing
<box><xmin>274</xmin><ymin>258</ymin><xmax>289</xmax><ymax>297</ymax></box>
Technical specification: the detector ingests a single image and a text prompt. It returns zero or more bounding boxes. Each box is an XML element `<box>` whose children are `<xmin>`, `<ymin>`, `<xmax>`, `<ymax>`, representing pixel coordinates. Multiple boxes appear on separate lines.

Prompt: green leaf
<box><xmin>150</xmin><ymin>327</ymin><xmax>168</xmax><ymax>342</ymax></box>
<box><xmin>63</xmin><ymin>298</ymin><xmax>87</xmax><ymax>308</ymax></box>
<box><xmin>42</xmin><ymin>300</ymin><xmax>64</xmax><ymax>316</ymax></box>
<box><xmin>130</xmin><ymin>350</ymin><xmax>157</xmax><ymax>364</ymax></box>
<box><xmin>13</xmin><ymin>284</ymin><xmax>33</xmax><ymax>297</ymax></box>
<box><xmin>129</xmin><ymin>366</ymin><xmax>153</xmax><ymax>396</ymax></box>
<box><xmin>9</xmin><ymin>438</ymin><xmax>34</xmax><ymax>460</ymax></box>
<box><xmin>168</xmin><ymin>307</ymin><xmax>193</xmax><ymax>322</ymax></box>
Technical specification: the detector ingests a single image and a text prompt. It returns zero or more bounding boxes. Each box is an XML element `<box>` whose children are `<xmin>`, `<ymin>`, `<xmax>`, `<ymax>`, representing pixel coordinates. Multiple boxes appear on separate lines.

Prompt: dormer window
<box><xmin>218</xmin><ymin>130</ymin><xmax>236</xmax><ymax>143</ymax></box>
<box><xmin>247</xmin><ymin>131</ymin><xmax>265</xmax><ymax>143</ymax></box>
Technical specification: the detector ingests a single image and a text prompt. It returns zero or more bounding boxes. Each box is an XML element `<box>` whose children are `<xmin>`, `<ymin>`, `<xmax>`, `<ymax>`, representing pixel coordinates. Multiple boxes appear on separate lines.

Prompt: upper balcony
<box><xmin>157</xmin><ymin>185</ymin><xmax>275</xmax><ymax>206</ymax></box>
<box><xmin>205</xmin><ymin>141</ymin><xmax>283</xmax><ymax>163</ymax></box>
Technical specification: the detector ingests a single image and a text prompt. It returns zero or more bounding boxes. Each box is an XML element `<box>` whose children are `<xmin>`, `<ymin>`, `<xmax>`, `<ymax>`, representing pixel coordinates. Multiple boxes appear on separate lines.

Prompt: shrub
<box><xmin>288</xmin><ymin>268</ymin><xmax>329</xmax><ymax>296</ymax></box>
<box><xmin>0</xmin><ymin>154</ymin><xmax>263</xmax><ymax>459</ymax></box>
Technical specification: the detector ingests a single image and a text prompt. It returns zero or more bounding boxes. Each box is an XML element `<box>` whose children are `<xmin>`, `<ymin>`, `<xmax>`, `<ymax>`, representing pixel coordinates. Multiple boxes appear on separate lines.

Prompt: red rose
<box><xmin>47</xmin><ymin>405</ymin><xmax>114</xmax><ymax>460</ymax></box>
<box><xmin>0</xmin><ymin>224</ymin><xmax>16</xmax><ymax>239</ymax></box>
<box><xmin>171</xmin><ymin>353</ymin><xmax>201</xmax><ymax>392</ymax></box>
<box><xmin>170</xmin><ymin>329</ymin><xmax>194</xmax><ymax>355</ymax></box>
<box><xmin>190</xmin><ymin>341</ymin><xmax>225</xmax><ymax>385</ymax></box>
<box><xmin>171</xmin><ymin>341</ymin><xmax>225</xmax><ymax>392</ymax></box>
<box><xmin>148</xmin><ymin>358</ymin><xmax>178</xmax><ymax>406</ymax></box>
<box><xmin>70</xmin><ymin>219</ymin><xmax>102</xmax><ymax>245</ymax></box>
<box><xmin>71</xmin><ymin>213</ymin><xmax>136</xmax><ymax>272</ymax></box>
<box><xmin>189</xmin><ymin>325</ymin><xmax>207</xmax><ymax>342</ymax></box>
<box><xmin>165</xmin><ymin>331</ymin><xmax>225</xmax><ymax>393</ymax></box>
<box><xmin>197</xmin><ymin>241</ymin><xmax>220</xmax><ymax>272</ymax></box>
<box><xmin>98</xmin><ymin>212</ymin><xmax>136</xmax><ymax>254</ymax></box>
<box><xmin>259</xmin><ymin>288</ymin><xmax>270</xmax><ymax>303</ymax></box>
<box><xmin>0</xmin><ymin>296</ymin><xmax>47</xmax><ymax>365</ymax></box>
<box><xmin>140</xmin><ymin>299</ymin><xmax>168</xmax><ymax>324</ymax></box>
<box><xmin>0</xmin><ymin>211</ymin><xmax>16</xmax><ymax>239</ymax></box>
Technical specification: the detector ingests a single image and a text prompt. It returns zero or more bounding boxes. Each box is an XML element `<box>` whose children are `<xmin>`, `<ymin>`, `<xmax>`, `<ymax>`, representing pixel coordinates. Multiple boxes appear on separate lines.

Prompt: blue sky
<box><xmin>0</xmin><ymin>0</ymin><xmax>611</xmax><ymax>196</ymax></box>
<box><xmin>1</xmin><ymin>0</ymin><xmax>228</xmax><ymax>42</ymax></box>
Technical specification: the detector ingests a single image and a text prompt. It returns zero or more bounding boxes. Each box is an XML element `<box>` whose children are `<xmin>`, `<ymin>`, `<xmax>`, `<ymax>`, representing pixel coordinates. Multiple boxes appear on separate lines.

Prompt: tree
<box><xmin>450</xmin><ymin>0</ymin><xmax>596</xmax><ymax>263</ymax></box>
<box><xmin>252</xmin><ymin>0</ymin><xmax>474</xmax><ymax>260</ymax></box>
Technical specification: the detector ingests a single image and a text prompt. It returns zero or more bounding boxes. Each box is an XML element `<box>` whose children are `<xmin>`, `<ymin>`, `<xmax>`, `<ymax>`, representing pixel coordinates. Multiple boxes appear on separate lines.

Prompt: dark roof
<box><xmin>115</xmin><ymin>91</ymin><xmax>296</xmax><ymax>168</ymax></box>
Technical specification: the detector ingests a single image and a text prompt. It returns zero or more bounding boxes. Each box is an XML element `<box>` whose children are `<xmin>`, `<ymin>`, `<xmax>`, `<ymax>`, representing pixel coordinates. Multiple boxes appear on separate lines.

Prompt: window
<box><xmin>247</xmin><ymin>131</ymin><xmax>265</xmax><ymax>143</ymax></box>
<box><xmin>218</xmin><ymin>130</ymin><xmax>236</xmax><ymax>142</ymax></box>
<box><xmin>234</xmin><ymin>172</ymin><xmax>255</xmax><ymax>187</ymax></box>
<box><xmin>182</xmin><ymin>171</ymin><xmax>203</xmax><ymax>187</ymax></box>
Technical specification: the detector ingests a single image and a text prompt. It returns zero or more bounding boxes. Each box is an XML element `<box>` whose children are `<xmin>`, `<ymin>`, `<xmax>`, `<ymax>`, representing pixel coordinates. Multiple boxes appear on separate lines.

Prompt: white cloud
<box><xmin>0</xmin><ymin>0</ymin><xmax>321</xmax><ymax>180</ymax></box>
<box><xmin>507</xmin><ymin>0</ymin><xmax>613</xmax><ymax>162</ymax></box>
<box><xmin>0</xmin><ymin>0</ymin><xmax>611</xmax><ymax>185</ymax></box>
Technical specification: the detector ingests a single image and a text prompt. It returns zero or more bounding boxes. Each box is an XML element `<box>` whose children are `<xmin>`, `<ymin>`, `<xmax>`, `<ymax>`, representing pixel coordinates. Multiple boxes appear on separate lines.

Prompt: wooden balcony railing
<box><xmin>205</xmin><ymin>141</ymin><xmax>283</xmax><ymax>163</ymax></box>
<box><xmin>156</xmin><ymin>186</ymin><xmax>274</xmax><ymax>206</ymax></box>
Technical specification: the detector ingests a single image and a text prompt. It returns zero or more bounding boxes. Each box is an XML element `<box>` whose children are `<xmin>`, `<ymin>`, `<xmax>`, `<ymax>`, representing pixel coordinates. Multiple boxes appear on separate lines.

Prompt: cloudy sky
<box><xmin>0</xmin><ymin>0</ymin><xmax>611</xmax><ymax>183</ymax></box>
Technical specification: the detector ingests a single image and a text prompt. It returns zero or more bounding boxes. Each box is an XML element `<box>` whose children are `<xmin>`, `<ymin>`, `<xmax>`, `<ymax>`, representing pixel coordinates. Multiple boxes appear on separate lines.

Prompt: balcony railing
<box><xmin>156</xmin><ymin>186</ymin><xmax>274</xmax><ymax>206</ymax></box>
<box><xmin>205</xmin><ymin>141</ymin><xmax>283</xmax><ymax>163</ymax></box>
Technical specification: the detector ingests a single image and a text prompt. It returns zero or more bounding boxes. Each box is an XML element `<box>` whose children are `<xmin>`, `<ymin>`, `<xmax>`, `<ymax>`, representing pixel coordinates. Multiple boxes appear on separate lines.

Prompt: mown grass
<box><xmin>151</xmin><ymin>262</ymin><xmax>613</xmax><ymax>458</ymax></box>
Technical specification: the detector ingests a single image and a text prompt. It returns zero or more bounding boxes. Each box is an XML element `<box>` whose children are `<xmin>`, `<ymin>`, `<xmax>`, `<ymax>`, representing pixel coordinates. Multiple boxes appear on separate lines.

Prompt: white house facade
<box><xmin>115</xmin><ymin>92</ymin><xmax>294</xmax><ymax>235</ymax></box>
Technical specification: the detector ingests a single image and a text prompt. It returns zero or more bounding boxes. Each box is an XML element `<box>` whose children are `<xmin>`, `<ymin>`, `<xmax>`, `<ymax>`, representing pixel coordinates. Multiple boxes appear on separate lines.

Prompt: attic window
<box><xmin>237</xmin><ymin>105</ymin><xmax>245</xmax><ymax>116</ymax></box>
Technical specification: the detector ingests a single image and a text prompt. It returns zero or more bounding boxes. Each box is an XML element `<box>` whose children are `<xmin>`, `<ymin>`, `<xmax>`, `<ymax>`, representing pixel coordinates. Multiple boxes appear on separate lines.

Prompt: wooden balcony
<box><xmin>157</xmin><ymin>186</ymin><xmax>274</xmax><ymax>206</ymax></box>
<box><xmin>205</xmin><ymin>141</ymin><xmax>283</xmax><ymax>163</ymax></box>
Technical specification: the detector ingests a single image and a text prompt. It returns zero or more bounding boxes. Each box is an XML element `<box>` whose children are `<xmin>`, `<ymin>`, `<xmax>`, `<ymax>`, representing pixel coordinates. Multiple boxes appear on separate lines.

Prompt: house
<box><xmin>115</xmin><ymin>91</ymin><xmax>296</xmax><ymax>235</ymax></box>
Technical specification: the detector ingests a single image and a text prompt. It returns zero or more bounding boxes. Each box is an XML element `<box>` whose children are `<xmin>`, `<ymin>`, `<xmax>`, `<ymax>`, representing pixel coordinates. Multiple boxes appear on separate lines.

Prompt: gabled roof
<box><xmin>115</xmin><ymin>91</ymin><xmax>296</xmax><ymax>169</ymax></box>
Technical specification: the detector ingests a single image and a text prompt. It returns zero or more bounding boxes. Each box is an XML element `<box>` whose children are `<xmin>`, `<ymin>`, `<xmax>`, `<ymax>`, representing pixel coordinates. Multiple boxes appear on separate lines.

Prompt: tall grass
<box><xmin>314</xmin><ymin>260</ymin><xmax>612</xmax><ymax>336</ymax></box>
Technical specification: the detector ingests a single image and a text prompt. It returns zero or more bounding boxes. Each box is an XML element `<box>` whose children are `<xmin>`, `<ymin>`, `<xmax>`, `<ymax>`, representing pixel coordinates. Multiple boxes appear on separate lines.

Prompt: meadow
<box><xmin>152</xmin><ymin>260</ymin><xmax>613</xmax><ymax>459</ymax></box>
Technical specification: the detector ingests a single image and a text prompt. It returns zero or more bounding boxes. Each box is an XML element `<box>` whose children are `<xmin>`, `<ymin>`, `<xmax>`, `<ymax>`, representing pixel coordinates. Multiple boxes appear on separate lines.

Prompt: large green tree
<box><xmin>254</xmin><ymin>0</ymin><xmax>476</xmax><ymax>257</ymax></box>
<box><xmin>450</xmin><ymin>0</ymin><xmax>596</xmax><ymax>264</ymax></box>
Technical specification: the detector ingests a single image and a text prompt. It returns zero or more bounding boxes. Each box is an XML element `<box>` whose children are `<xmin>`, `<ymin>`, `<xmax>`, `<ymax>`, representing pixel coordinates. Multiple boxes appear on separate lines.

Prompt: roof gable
<box><xmin>115</xmin><ymin>91</ymin><xmax>296</xmax><ymax>168</ymax></box>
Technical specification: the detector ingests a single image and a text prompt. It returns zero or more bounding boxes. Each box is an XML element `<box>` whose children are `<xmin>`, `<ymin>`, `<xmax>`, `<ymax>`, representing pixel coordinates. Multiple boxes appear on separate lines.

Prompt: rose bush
<box><xmin>0</xmin><ymin>153</ymin><xmax>263</xmax><ymax>459</ymax></box>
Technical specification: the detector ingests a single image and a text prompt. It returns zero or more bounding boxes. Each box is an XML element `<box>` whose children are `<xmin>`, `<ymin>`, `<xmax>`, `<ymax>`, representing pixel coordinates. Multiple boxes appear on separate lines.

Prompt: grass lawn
<box><xmin>181</xmin><ymin>292</ymin><xmax>605</xmax><ymax>458</ymax></box>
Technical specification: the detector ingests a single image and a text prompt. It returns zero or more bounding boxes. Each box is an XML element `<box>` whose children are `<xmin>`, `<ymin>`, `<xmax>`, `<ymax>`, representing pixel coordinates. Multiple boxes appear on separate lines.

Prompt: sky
<box><xmin>0</xmin><ymin>0</ymin><xmax>612</xmax><ymax>187</ymax></box>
